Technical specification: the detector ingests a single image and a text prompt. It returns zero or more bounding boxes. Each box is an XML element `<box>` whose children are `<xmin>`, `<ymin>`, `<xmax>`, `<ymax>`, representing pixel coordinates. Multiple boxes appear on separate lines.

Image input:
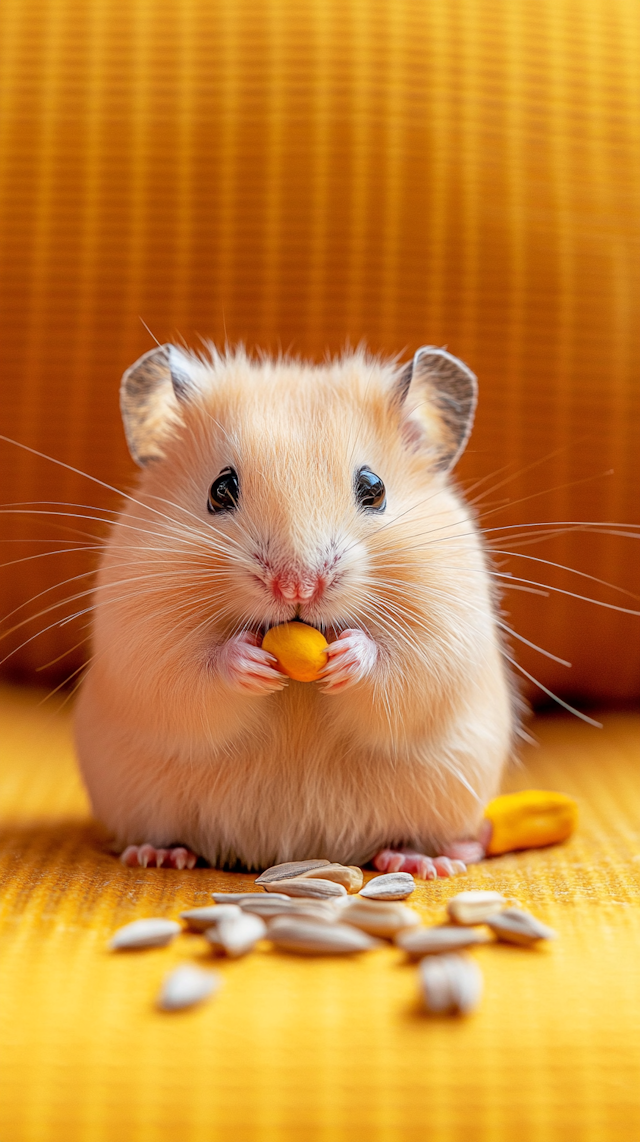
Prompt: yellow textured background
<box><xmin>1</xmin><ymin>685</ymin><xmax>640</xmax><ymax>1141</ymax></box>
<box><xmin>0</xmin><ymin>0</ymin><xmax>639</xmax><ymax>700</ymax></box>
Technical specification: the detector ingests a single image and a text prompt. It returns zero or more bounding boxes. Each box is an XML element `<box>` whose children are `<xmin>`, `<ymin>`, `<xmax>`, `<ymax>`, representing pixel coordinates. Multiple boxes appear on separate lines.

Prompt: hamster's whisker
<box><xmin>502</xmin><ymin>651</ymin><xmax>603</xmax><ymax>727</ymax></box>
<box><xmin>460</xmin><ymin>462</ymin><xmax>514</xmax><ymax>499</ymax></box>
<box><xmin>473</xmin><ymin>469</ymin><xmax>614</xmax><ymax>522</ymax></box>
<box><xmin>374</xmin><ymin>576</ymin><xmax>573</xmax><ymax>667</ymax></box>
<box><xmin>0</xmin><ymin>545</ymin><xmax>104</xmax><ymax>573</ymax></box>
<box><xmin>0</xmin><ymin>433</ymin><xmax>237</xmax><ymax>541</ymax></box>
<box><xmin>0</xmin><ymin>506</ymin><xmax>238</xmax><ymax>557</ymax></box>
<box><xmin>465</xmin><ymin>446</ymin><xmax>576</xmax><ymax>507</ymax></box>
<box><xmin>373</xmin><ymin>557</ymin><xmax>640</xmax><ymax>617</ymax></box>
<box><xmin>495</xmin><ymin>624</ymin><xmax>572</xmax><ymax>666</ymax></box>
<box><xmin>357</xmin><ymin>594</ymin><xmax>431</xmax><ymax>662</ymax></box>
<box><xmin>35</xmin><ymin>634</ymin><xmax>91</xmax><ymax>672</ymax></box>
<box><xmin>38</xmin><ymin>656</ymin><xmax>92</xmax><ymax>705</ymax></box>
<box><xmin>338</xmin><ymin>487</ymin><xmax>452</xmax><ymax>561</ymax></box>
<box><xmin>0</xmin><ymin>565</ymin><xmax>236</xmax><ymax>652</ymax></box>
<box><xmin>487</xmin><ymin>549</ymin><xmax>640</xmax><ymax>601</ymax></box>
<box><xmin>373</xmin><ymin>530</ymin><xmax>640</xmax><ymax>600</ymax></box>
<box><xmin>0</xmin><ymin>556</ymin><xmax>235</xmax><ymax>629</ymax></box>
<box><xmin>498</xmin><ymin>583</ymin><xmax>550</xmax><ymax>596</ymax></box>
<box><xmin>372</xmin><ymin>519</ymin><xmax>640</xmax><ymax>555</ymax></box>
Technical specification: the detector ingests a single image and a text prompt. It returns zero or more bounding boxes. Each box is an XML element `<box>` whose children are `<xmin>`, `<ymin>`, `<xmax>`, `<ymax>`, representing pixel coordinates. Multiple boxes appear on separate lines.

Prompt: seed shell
<box><xmin>300</xmin><ymin>863</ymin><xmax>364</xmax><ymax>893</ymax></box>
<box><xmin>340</xmin><ymin>898</ymin><xmax>421</xmax><ymax>939</ymax></box>
<box><xmin>157</xmin><ymin>965</ymin><xmax>222</xmax><ymax>1011</ymax></box>
<box><xmin>419</xmin><ymin>953</ymin><xmax>483</xmax><ymax>1015</ymax></box>
<box><xmin>486</xmin><ymin>907</ymin><xmax>557</xmax><ymax>946</ymax></box>
<box><xmin>205</xmin><ymin>912</ymin><xmax>267</xmax><ymax>957</ymax></box>
<box><xmin>211</xmin><ymin>892</ymin><xmax>290</xmax><ymax>904</ymax></box>
<box><xmin>255</xmin><ymin>859</ymin><xmax>330</xmax><ymax>885</ymax></box>
<box><xmin>268</xmin><ymin>917</ymin><xmax>381</xmax><ymax>955</ymax></box>
<box><xmin>446</xmin><ymin>890</ymin><xmax>507</xmax><ymax>925</ymax></box>
<box><xmin>181</xmin><ymin>904</ymin><xmax>241</xmax><ymax>931</ymax></box>
<box><xmin>109</xmin><ymin>918</ymin><xmax>181</xmax><ymax>950</ymax></box>
<box><xmin>396</xmin><ymin>925</ymin><xmax>491</xmax><ymax>957</ymax></box>
<box><xmin>359</xmin><ymin>872</ymin><xmax>415</xmax><ymax>900</ymax></box>
<box><xmin>264</xmin><ymin>877</ymin><xmax>347</xmax><ymax>899</ymax></box>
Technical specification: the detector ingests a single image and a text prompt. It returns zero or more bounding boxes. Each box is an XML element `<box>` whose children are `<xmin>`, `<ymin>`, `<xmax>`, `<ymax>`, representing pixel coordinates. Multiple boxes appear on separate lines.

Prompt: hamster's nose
<box><xmin>271</xmin><ymin>571</ymin><xmax>325</xmax><ymax>605</ymax></box>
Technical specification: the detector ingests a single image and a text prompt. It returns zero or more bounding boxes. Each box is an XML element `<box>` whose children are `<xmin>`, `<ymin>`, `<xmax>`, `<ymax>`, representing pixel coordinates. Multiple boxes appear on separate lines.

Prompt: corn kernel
<box><xmin>484</xmin><ymin>789</ymin><xmax>578</xmax><ymax>855</ymax></box>
<box><xmin>261</xmin><ymin>622</ymin><xmax>328</xmax><ymax>682</ymax></box>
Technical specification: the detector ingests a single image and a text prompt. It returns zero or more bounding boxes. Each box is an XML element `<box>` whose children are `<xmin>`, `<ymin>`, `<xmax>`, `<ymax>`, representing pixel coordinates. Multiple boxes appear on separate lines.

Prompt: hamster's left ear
<box><xmin>394</xmin><ymin>347</ymin><xmax>478</xmax><ymax>472</ymax></box>
<box><xmin>120</xmin><ymin>343</ymin><xmax>197</xmax><ymax>466</ymax></box>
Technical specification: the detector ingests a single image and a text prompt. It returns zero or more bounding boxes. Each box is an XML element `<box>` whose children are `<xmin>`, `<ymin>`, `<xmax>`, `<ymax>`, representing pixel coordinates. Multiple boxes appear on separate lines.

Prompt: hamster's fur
<box><xmin>74</xmin><ymin>345</ymin><xmax>514</xmax><ymax>869</ymax></box>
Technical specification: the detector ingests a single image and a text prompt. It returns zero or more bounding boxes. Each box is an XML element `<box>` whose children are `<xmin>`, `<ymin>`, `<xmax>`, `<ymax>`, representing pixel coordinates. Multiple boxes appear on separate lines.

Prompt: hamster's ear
<box><xmin>394</xmin><ymin>347</ymin><xmax>478</xmax><ymax>471</ymax></box>
<box><xmin>120</xmin><ymin>344</ymin><xmax>197</xmax><ymax>466</ymax></box>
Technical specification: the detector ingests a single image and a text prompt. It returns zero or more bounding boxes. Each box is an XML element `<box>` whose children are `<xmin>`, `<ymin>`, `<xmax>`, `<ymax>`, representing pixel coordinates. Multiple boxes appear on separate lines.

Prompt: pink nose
<box><xmin>271</xmin><ymin>573</ymin><xmax>324</xmax><ymax>604</ymax></box>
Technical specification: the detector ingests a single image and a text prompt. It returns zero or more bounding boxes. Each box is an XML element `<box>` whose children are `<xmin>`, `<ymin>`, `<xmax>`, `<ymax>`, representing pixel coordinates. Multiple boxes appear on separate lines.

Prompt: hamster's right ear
<box><xmin>393</xmin><ymin>347</ymin><xmax>478</xmax><ymax>472</ymax></box>
<box><xmin>120</xmin><ymin>344</ymin><xmax>197</xmax><ymax>466</ymax></box>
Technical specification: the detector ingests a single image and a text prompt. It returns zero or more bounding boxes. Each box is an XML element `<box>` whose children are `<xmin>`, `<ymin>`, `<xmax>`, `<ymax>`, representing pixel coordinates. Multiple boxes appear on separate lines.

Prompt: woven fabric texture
<box><xmin>0</xmin><ymin>0</ymin><xmax>639</xmax><ymax>699</ymax></box>
<box><xmin>1</xmin><ymin>684</ymin><xmax>639</xmax><ymax>1141</ymax></box>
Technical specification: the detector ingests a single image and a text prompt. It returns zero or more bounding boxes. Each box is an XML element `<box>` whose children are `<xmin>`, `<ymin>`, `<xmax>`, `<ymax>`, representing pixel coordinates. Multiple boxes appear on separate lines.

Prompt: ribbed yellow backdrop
<box><xmin>0</xmin><ymin>0</ymin><xmax>639</xmax><ymax>699</ymax></box>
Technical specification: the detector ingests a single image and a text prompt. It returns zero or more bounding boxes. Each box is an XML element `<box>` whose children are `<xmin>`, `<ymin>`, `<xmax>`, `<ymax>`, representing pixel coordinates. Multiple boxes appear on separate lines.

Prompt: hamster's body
<box><xmin>75</xmin><ymin>346</ymin><xmax>513</xmax><ymax>871</ymax></box>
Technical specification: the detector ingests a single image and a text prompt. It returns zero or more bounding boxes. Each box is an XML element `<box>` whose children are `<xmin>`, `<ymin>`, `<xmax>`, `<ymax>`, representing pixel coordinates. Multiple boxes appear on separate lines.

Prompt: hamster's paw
<box><xmin>438</xmin><ymin>839</ymin><xmax>487</xmax><ymax>864</ymax></box>
<box><xmin>217</xmin><ymin>631</ymin><xmax>288</xmax><ymax>694</ymax></box>
<box><xmin>372</xmin><ymin>849</ymin><xmax>469</xmax><ymax>879</ymax></box>
<box><xmin>120</xmin><ymin>845</ymin><xmax>198</xmax><ymax>870</ymax></box>
<box><xmin>320</xmin><ymin>629</ymin><xmax>378</xmax><ymax>693</ymax></box>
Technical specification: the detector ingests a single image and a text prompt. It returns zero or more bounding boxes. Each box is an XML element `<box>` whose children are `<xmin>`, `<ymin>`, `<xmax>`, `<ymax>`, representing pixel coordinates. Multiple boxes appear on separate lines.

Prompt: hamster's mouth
<box><xmin>247</xmin><ymin>616</ymin><xmax>342</xmax><ymax>645</ymax></box>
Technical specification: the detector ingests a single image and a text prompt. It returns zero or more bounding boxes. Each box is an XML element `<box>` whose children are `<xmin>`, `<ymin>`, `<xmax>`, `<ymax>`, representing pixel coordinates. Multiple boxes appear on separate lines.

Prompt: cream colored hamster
<box><xmin>74</xmin><ymin>344</ymin><xmax>513</xmax><ymax>877</ymax></box>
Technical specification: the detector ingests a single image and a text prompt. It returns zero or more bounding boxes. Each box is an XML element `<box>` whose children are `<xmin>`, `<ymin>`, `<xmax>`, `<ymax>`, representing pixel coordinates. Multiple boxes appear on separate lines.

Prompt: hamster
<box><xmin>74</xmin><ymin>344</ymin><xmax>514</xmax><ymax>877</ymax></box>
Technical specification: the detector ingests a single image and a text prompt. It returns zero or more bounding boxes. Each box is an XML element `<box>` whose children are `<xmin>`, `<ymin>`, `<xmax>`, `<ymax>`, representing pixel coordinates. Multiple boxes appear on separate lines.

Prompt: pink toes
<box><xmin>432</xmin><ymin>856</ymin><xmax>467</xmax><ymax>877</ymax></box>
<box><xmin>218</xmin><ymin>631</ymin><xmax>287</xmax><ymax>695</ymax></box>
<box><xmin>320</xmin><ymin>629</ymin><xmax>378</xmax><ymax>693</ymax></box>
<box><xmin>373</xmin><ymin>849</ymin><xmax>407</xmax><ymax>874</ymax></box>
<box><xmin>372</xmin><ymin>849</ymin><xmax>468</xmax><ymax>880</ymax></box>
<box><xmin>438</xmin><ymin>839</ymin><xmax>486</xmax><ymax>864</ymax></box>
<box><xmin>120</xmin><ymin>845</ymin><xmax>198</xmax><ymax>870</ymax></box>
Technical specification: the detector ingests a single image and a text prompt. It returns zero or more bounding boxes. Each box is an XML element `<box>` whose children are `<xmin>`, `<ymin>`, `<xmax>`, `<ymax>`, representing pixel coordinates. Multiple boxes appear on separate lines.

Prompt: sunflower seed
<box><xmin>266</xmin><ymin>904</ymin><xmax>338</xmax><ymax>926</ymax></box>
<box><xmin>486</xmin><ymin>907</ymin><xmax>557</xmax><ymax>946</ymax></box>
<box><xmin>157</xmin><ymin>965</ymin><xmax>222</xmax><ymax>1011</ymax></box>
<box><xmin>109</xmin><ymin>918</ymin><xmax>181</xmax><ymax>950</ymax></box>
<box><xmin>419</xmin><ymin>953</ymin><xmax>483</xmax><ymax>1015</ymax></box>
<box><xmin>359</xmin><ymin>872</ymin><xmax>415</xmax><ymax>900</ymax></box>
<box><xmin>211</xmin><ymin>892</ymin><xmax>290</xmax><ymax>904</ymax></box>
<box><xmin>446</xmin><ymin>890</ymin><xmax>507</xmax><ymax>925</ymax></box>
<box><xmin>340</xmin><ymin>898</ymin><xmax>421</xmax><ymax>939</ymax></box>
<box><xmin>264</xmin><ymin>877</ymin><xmax>347</xmax><ymax>899</ymax></box>
<box><xmin>230</xmin><ymin>894</ymin><xmax>339</xmax><ymax>921</ymax></box>
<box><xmin>268</xmin><ymin>917</ymin><xmax>381</xmax><ymax>955</ymax></box>
<box><xmin>180</xmin><ymin>904</ymin><xmax>241</xmax><ymax>931</ymax></box>
<box><xmin>205</xmin><ymin>912</ymin><xmax>267</xmax><ymax>957</ymax></box>
<box><xmin>255</xmin><ymin>859</ymin><xmax>330</xmax><ymax>885</ymax></box>
<box><xmin>298</xmin><ymin>863</ymin><xmax>364</xmax><ymax>893</ymax></box>
<box><xmin>236</xmin><ymin>897</ymin><xmax>296</xmax><ymax>917</ymax></box>
<box><xmin>396</xmin><ymin>925</ymin><xmax>491</xmax><ymax>957</ymax></box>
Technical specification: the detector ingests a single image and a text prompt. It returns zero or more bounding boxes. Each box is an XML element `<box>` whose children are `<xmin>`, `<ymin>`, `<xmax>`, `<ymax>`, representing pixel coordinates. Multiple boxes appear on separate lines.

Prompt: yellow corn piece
<box><xmin>261</xmin><ymin>622</ymin><xmax>329</xmax><ymax>682</ymax></box>
<box><xmin>484</xmin><ymin>790</ymin><xmax>578</xmax><ymax>855</ymax></box>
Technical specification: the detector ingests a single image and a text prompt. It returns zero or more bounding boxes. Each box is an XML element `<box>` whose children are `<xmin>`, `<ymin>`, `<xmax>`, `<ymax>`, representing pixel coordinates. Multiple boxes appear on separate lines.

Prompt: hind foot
<box><xmin>373</xmin><ymin>841</ymin><xmax>486</xmax><ymax>880</ymax></box>
<box><xmin>120</xmin><ymin>844</ymin><xmax>198</xmax><ymax>870</ymax></box>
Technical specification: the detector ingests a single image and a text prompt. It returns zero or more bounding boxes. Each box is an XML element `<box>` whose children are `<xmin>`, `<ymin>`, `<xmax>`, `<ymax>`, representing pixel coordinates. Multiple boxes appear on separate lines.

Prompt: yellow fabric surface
<box><xmin>0</xmin><ymin>0</ymin><xmax>639</xmax><ymax>700</ymax></box>
<box><xmin>1</xmin><ymin>684</ymin><xmax>639</xmax><ymax>1142</ymax></box>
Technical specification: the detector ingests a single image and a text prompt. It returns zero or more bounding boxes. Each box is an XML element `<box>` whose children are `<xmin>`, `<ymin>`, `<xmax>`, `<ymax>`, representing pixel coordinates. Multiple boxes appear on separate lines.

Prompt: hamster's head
<box><xmin>116</xmin><ymin>344</ymin><xmax>478</xmax><ymax>652</ymax></box>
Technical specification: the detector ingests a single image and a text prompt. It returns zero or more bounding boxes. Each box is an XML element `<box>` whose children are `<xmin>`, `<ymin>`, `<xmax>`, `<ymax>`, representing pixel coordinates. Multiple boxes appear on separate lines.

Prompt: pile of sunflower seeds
<box><xmin>109</xmin><ymin>860</ymin><xmax>557</xmax><ymax>1014</ymax></box>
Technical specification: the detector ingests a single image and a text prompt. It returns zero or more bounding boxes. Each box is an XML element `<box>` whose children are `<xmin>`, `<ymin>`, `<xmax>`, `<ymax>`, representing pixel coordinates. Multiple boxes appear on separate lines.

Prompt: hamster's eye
<box><xmin>355</xmin><ymin>467</ymin><xmax>386</xmax><ymax>512</ymax></box>
<box><xmin>208</xmin><ymin>467</ymin><xmax>239</xmax><ymax>514</ymax></box>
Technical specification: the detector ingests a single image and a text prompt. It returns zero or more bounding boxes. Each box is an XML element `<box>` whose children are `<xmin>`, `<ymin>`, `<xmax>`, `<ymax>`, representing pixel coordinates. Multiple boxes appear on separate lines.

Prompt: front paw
<box><xmin>217</xmin><ymin>631</ymin><xmax>288</xmax><ymax>695</ymax></box>
<box><xmin>320</xmin><ymin>628</ymin><xmax>378</xmax><ymax>693</ymax></box>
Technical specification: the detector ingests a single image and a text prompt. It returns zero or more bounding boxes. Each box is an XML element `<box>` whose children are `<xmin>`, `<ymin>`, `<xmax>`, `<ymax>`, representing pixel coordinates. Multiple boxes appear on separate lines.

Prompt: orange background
<box><xmin>1</xmin><ymin>0</ymin><xmax>639</xmax><ymax>703</ymax></box>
